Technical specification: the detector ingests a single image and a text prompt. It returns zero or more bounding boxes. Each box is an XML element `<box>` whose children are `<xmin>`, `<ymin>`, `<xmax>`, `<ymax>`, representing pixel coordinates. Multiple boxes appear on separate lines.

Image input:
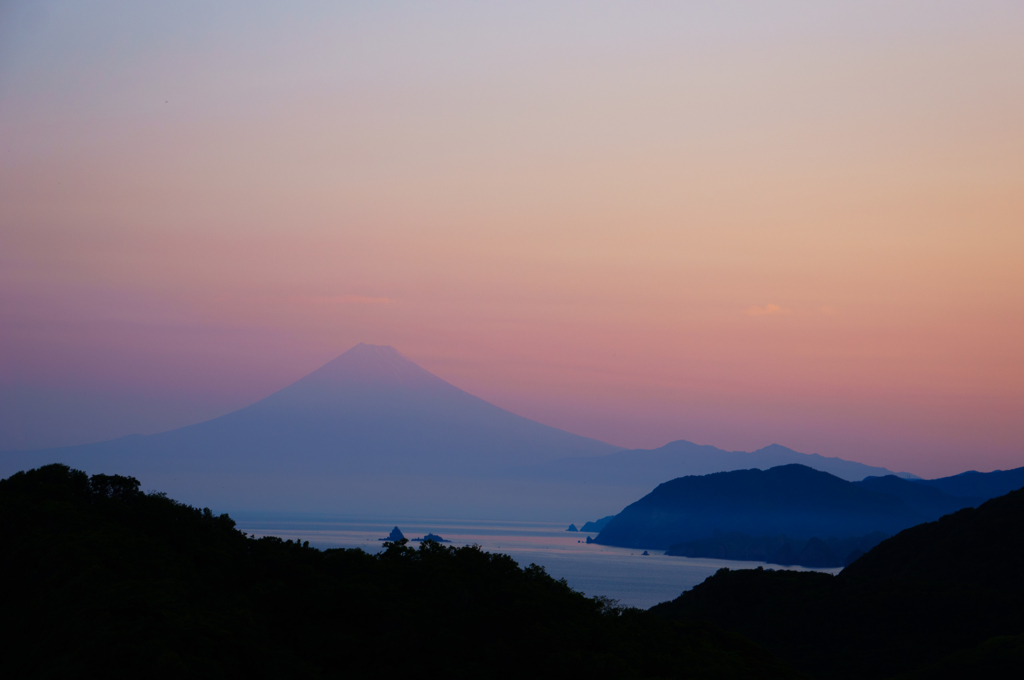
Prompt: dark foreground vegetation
<box><xmin>0</xmin><ymin>465</ymin><xmax>797</xmax><ymax>679</ymax></box>
<box><xmin>653</xmin><ymin>485</ymin><xmax>1024</xmax><ymax>679</ymax></box>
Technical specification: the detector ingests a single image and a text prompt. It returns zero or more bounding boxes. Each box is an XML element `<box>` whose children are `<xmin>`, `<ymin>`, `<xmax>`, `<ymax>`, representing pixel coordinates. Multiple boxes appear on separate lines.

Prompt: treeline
<box><xmin>0</xmin><ymin>464</ymin><xmax>796</xmax><ymax>679</ymax></box>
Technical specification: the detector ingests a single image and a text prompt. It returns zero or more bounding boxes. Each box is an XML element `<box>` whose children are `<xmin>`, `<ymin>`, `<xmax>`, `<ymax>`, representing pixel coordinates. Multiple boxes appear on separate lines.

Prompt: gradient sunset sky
<box><xmin>2</xmin><ymin>1</ymin><xmax>1022</xmax><ymax>477</ymax></box>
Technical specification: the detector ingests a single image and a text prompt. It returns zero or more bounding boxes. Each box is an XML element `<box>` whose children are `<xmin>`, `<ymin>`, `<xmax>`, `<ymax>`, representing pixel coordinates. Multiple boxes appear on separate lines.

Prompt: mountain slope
<box><xmin>594</xmin><ymin>464</ymin><xmax>924</xmax><ymax>549</ymax></box>
<box><xmin>155</xmin><ymin>343</ymin><xmax>619</xmax><ymax>474</ymax></box>
<box><xmin>841</xmin><ymin>484</ymin><xmax>1024</xmax><ymax>586</ymax></box>
<box><xmin>915</xmin><ymin>466</ymin><xmax>1024</xmax><ymax>500</ymax></box>
<box><xmin>0</xmin><ymin>344</ymin><xmax>620</xmax><ymax>514</ymax></box>
<box><xmin>853</xmin><ymin>475</ymin><xmax>979</xmax><ymax>517</ymax></box>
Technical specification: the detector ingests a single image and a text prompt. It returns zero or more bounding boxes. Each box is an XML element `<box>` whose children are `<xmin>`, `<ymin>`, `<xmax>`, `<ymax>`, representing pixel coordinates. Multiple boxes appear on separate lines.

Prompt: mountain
<box><xmin>0</xmin><ymin>342</ymin><xmax>949</xmax><ymax>519</ymax></box>
<box><xmin>0</xmin><ymin>344</ymin><xmax>620</xmax><ymax>515</ymax></box>
<box><xmin>853</xmin><ymin>475</ymin><xmax>980</xmax><ymax>517</ymax></box>
<box><xmin>594</xmin><ymin>464</ymin><xmax>927</xmax><ymax>549</ymax></box>
<box><xmin>579</xmin><ymin>515</ymin><xmax>615</xmax><ymax>532</ymax></box>
<box><xmin>526</xmin><ymin>439</ymin><xmax>913</xmax><ymax>487</ymax></box>
<box><xmin>914</xmin><ymin>465</ymin><xmax>1024</xmax><ymax>500</ymax></box>
<box><xmin>651</xmin><ymin>485</ymin><xmax>1024</xmax><ymax>678</ymax></box>
<box><xmin>841</xmin><ymin>484</ymin><xmax>1024</xmax><ymax>587</ymax></box>
<box><xmin>594</xmin><ymin>471</ymin><xmax>997</xmax><ymax>570</ymax></box>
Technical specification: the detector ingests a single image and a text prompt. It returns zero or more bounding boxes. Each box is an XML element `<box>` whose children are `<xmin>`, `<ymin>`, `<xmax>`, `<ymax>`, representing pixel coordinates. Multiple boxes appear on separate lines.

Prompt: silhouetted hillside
<box><xmin>651</xmin><ymin>486</ymin><xmax>1024</xmax><ymax>679</ymax></box>
<box><xmin>854</xmin><ymin>474</ymin><xmax>979</xmax><ymax>517</ymax></box>
<box><xmin>915</xmin><ymin>465</ymin><xmax>1024</xmax><ymax>501</ymax></box>
<box><xmin>842</xmin><ymin>483</ymin><xmax>1024</xmax><ymax>587</ymax></box>
<box><xmin>0</xmin><ymin>464</ymin><xmax>799</xmax><ymax>679</ymax></box>
<box><xmin>595</xmin><ymin>465</ymin><xmax>923</xmax><ymax>550</ymax></box>
<box><xmin>580</xmin><ymin>515</ymin><xmax>615</xmax><ymax>532</ymax></box>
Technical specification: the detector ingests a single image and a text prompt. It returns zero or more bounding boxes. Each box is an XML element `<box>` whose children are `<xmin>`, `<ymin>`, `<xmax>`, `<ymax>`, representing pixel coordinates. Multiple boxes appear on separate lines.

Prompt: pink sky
<box><xmin>2</xmin><ymin>2</ymin><xmax>1022</xmax><ymax>477</ymax></box>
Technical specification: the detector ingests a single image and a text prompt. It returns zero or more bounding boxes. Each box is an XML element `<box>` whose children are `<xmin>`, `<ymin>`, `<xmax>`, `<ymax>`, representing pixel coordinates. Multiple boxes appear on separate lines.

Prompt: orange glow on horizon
<box><xmin>1</xmin><ymin>2</ymin><xmax>1022</xmax><ymax>477</ymax></box>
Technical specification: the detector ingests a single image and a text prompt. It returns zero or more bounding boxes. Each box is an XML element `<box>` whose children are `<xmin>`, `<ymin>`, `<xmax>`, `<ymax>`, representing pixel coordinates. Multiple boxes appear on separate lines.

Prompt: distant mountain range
<box><xmin>915</xmin><ymin>466</ymin><xmax>1024</xmax><ymax>500</ymax></box>
<box><xmin>859</xmin><ymin>474</ymin><xmax>983</xmax><ymax>515</ymax></box>
<box><xmin>527</xmin><ymin>439</ymin><xmax>917</xmax><ymax>486</ymax></box>
<box><xmin>1</xmin><ymin>343</ymin><xmax>1017</xmax><ymax>518</ymax></box>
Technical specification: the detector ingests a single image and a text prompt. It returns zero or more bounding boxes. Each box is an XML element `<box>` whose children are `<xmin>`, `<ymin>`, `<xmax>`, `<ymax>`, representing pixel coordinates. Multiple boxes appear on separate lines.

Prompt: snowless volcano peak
<box><xmin>292</xmin><ymin>343</ymin><xmax>438</xmax><ymax>390</ymax></box>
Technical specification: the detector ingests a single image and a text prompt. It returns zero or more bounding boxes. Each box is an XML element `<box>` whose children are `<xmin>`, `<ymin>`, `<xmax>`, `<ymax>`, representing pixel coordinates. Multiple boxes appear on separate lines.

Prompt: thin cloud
<box><xmin>213</xmin><ymin>294</ymin><xmax>394</xmax><ymax>306</ymax></box>
<box><xmin>745</xmin><ymin>304</ymin><xmax>789</xmax><ymax>316</ymax></box>
<box><xmin>300</xmin><ymin>295</ymin><xmax>394</xmax><ymax>305</ymax></box>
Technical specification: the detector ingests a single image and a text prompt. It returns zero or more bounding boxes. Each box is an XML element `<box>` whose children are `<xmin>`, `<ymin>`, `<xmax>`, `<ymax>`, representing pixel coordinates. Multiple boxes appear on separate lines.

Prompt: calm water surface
<box><xmin>234</xmin><ymin>514</ymin><xmax>841</xmax><ymax>610</ymax></box>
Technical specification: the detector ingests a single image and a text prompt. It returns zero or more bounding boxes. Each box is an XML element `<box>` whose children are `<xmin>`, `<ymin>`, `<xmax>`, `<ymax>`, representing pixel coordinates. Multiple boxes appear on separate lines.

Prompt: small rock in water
<box><xmin>379</xmin><ymin>526</ymin><xmax>405</xmax><ymax>541</ymax></box>
<box><xmin>567</xmin><ymin>524</ymin><xmax>579</xmax><ymax>532</ymax></box>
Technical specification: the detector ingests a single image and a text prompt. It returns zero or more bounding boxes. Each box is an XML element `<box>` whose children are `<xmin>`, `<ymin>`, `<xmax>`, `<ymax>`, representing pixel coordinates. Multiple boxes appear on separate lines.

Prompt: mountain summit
<box><xmin>0</xmin><ymin>344</ymin><xmax>619</xmax><ymax>514</ymax></box>
<box><xmin>292</xmin><ymin>343</ymin><xmax>440</xmax><ymax>390</ymax></box>
<box><xmin>213</xmin><ymin>343</ymin><xmax>618</xmax><ymax>474</ymax></box>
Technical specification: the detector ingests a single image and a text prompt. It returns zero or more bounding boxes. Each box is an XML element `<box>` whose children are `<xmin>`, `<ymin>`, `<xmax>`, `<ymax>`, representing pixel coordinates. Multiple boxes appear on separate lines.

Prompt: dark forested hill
<box><xmin>853</xmin><ymin>474</ymin><xmax>979</xmax><ymax>517</ymax></box>
<box><xmin>915</xmin><ymin>465</ymin><xmax>1024</xmax><ymax>501</ymax></box>
<box><xmin>841</xmin><ymin>484</ymin><xmax>1024</xmax><ymax>586</ymax></box>
<box><xmin>652</xmin><ymin>486</ymin><xmax>1024</xmax><ymax>679</ymax></box>
<box><xmin>0</xmin><ymin>464</ymin><xmax>797</xmax><ymax>679</ymax></box>
<box><xmin>595</xmin><ymin>465</ymin><xmax>925</xmax><ymax>550</ymax></box>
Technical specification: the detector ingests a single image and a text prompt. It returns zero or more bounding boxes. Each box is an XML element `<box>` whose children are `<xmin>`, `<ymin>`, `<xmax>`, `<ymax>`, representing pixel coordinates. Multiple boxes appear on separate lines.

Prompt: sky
<box><xmin>1</xmin><ymin>1</ymin><xmax>1022</xmax><ymax>478</ymax></box>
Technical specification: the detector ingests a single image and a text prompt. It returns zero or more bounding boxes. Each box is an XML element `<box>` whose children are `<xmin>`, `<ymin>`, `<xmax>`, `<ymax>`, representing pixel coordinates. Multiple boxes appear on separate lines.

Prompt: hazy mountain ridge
<box><xmin>855</xmin><ymin>474</ymin><xmax>981</xmax><ymax>516</ymax></box>
<box><xmin>527</xmin><ymin>439</ymin><xmax>914</xmax><ymax>486</ymax></box>
<box><xmin>2</xmin><ymin>343</ymin><xmax>1009</xmax><ymax>518</ymax></box>
<box><xmin>915</xmin><ymin>466</ymin><xmax>1024</xmax><ymax>501</ymax></box>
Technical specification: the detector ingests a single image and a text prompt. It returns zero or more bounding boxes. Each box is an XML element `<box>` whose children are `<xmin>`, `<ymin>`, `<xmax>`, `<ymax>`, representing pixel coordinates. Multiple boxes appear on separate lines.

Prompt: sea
<box><xmin>233</xmin><ymin>514</ymin><xmax>842</xmax><ymax>609</ymax></box>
